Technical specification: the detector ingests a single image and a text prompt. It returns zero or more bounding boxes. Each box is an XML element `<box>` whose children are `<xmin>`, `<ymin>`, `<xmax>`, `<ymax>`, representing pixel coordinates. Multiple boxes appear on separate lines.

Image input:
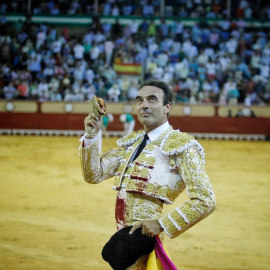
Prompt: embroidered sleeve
<box><xmin>159</xmin><ymin>145</ymin><xmax>216</xmax><ymax>239</ymax></box>
<box><xmin>80</xmin><ymin>139</ymin><xmax>124</xmax><ymax>184</ymax></box>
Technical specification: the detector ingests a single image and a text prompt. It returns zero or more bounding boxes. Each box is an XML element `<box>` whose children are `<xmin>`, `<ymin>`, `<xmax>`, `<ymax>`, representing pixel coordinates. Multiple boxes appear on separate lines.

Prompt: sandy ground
<box><xmin>0</xmin><ymin>135</ymin><xmax>270</xmax><ymax>270</ymax></box>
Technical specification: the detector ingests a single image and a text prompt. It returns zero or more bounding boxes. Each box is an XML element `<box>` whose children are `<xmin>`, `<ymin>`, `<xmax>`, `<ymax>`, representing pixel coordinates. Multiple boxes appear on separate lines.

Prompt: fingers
<box><xmin>84</xmin><ymin>115</ymin><xmax>100</xmax><ymax>129</ymax></box>
<box><xmin>142</xmin><ymin>224</ymin><xmax>154</xmax><ymax>238</ymax></box>
<box><xmin>129</xmin><ymin>221</ymin><xmax>142</xmax><ymax>234</ymax></box>
<box><xmin>129</xmin><ymin>221</ymin><xmax>154</xmax><ymax>237</ymax></box>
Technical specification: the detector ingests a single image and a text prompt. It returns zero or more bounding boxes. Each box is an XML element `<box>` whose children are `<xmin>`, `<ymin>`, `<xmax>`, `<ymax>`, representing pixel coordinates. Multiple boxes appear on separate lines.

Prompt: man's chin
<box><xmin>140</xmin><ymin>118</ymin><xmax>152</xmax><ymax>126</ymax></box>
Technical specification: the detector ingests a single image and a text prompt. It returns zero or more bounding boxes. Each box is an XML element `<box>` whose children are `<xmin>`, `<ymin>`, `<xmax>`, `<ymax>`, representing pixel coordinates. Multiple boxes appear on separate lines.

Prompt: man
<box><xmin>120</xmin><ymin>113</ymin><xmax>135</xmax><ymax>136</ymax></box>
<box><xmin>79</xmin><ymin>80</ymin><xmax>216</xmax><ymax>269</ymax></box>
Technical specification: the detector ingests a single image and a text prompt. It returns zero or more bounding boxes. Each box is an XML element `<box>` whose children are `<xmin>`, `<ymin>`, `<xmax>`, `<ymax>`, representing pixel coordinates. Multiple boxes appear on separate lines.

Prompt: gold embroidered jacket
<box><xmin>80</xmin><ymin>126</ymin><xmax>216</xmax><ymax>239</ymax></box>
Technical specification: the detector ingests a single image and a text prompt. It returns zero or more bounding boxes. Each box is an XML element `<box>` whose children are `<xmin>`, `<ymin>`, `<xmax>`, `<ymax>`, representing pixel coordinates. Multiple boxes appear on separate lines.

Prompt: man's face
<box><xmin>136</xmin><ymin>86</ymin><xmax>171</xmax><ymax>132</ymax></box>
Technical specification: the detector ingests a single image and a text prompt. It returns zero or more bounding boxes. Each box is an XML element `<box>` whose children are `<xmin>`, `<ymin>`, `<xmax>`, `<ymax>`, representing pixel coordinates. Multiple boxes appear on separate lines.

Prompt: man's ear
<box><xmin>165</xmin><ymin>102</ymin><xmax>172</xmax><ymax>114</ymax></box>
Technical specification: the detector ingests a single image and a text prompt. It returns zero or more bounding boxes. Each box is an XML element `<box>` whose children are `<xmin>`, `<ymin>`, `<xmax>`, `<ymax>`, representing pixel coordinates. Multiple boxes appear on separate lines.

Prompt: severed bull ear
<box><xmin>88</xmin><ymin>95</ymin><xmax>107</xmax><ymax>117</ymax></box>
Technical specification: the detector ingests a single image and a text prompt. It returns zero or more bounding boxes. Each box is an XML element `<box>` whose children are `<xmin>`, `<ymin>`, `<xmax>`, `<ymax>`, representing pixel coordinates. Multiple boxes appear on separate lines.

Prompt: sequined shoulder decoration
<box><xmin>117</xmin><ymin>130</ymin><xmax>145</xmax><ymax>147</ymax></box>
<box><xmin>160</xmin><ymin>130</ymin><xmax>205</xmax><ymax>159</ymax></box>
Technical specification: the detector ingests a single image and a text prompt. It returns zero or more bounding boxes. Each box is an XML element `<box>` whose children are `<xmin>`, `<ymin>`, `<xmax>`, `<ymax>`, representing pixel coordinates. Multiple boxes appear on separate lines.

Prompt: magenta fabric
<box><xmin>155</xmin><ymin>235</ymin><xmax>178</xmax><ymax>270</ymax></box>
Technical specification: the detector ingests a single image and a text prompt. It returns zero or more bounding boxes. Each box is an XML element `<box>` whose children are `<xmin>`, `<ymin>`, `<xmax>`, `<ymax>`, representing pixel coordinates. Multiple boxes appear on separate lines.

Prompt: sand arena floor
<box><xmin>0</xmin><ymin>135</ymin><xmax>269</xmax><ymax>270</ymax></box>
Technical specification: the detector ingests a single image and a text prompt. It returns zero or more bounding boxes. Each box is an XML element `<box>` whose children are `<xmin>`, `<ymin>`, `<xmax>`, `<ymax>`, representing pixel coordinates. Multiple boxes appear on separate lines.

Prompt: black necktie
<box><xmin>133</xmin><ymin>134</ymin><xmax>149</xmax><ymax>161</ymax></box>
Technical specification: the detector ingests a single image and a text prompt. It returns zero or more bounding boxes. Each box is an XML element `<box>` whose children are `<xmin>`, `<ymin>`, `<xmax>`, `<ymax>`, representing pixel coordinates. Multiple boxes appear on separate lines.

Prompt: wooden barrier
<box><xmin>0</xmin><ymin>101</ymin><xmax>270</xmax><ymax>135</ymax></box>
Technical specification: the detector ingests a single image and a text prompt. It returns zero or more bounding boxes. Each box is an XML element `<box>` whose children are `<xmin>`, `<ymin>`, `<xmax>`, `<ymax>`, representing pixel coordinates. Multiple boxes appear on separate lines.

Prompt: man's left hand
<box><xmin>129</xmin><ymin>220</ymin><xmax>164</xmax><ymax>238</ymax></box>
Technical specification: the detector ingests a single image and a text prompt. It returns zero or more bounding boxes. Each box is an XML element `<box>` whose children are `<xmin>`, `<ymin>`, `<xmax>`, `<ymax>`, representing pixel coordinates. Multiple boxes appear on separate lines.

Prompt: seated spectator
<box><xmin>3</xmin><ymin>82</ymin><xmax>16</xmax><ymax>99</ymax></box>
<box><xmin>17</xmin><ymin>80</ymin><xmax>29</xmax><ymax>99</ymax></box>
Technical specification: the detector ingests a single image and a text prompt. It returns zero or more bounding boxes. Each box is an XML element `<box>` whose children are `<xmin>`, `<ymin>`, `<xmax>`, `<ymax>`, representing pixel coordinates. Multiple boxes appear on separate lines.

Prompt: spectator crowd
<box><xmin>0</xmin><ymin>0</ymin><xmax>270</xmax><ymax>106</ymax></box>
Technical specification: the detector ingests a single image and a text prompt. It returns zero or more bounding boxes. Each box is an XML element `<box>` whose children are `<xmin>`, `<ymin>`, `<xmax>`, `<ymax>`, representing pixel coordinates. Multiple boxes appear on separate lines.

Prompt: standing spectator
<box><xmin>127</xmin><ymin>82</ymin><xmax>138</xmax><ymax>100</ymax></box>
<box><xmin>142</xmin><ymin>1</ymin><xmax>154</xmax><ymax>16</ymax></box>
<box><xmin>103</xmin><ymin>0</ymin><xmax>111</xmax><ymax>15</ymax></box>
<box><xmin>172</xmin><ymin>20</ymin><xmax>184</xmax><ymax>41</ymax></box>
<box><xmin>107</xmin><ymin>84</ymin><xmax>121</xmax><ymax>102</ymax></box>
<box><xmin>28</xmin><ymin>56</ymin><xmax>41</xmax><ymax>82</ymax></box>
<box><xmin>111</xmin><ymin>4</ymin><xmax>120</xmax><ymax>16</ymax></box>
<box><xmin>90</xmin><ymin>43</ymin><xmax>100</xmax><ymax>63</ymax></box>
<box><xmin>36</xmin><ymin>29</ymin><xmax>46</xmax><ymax>50</ymax></box>
<box><xmin>51</xmin><ymin>36</ymin><xmax>63</xmax><ymax>55</ymax></box>
<box><xmin>130</xmin><ymin>19</ymin><xmax>139</xmax><ymax>37</ymax></box>
<box><xmin>73</xmin><ymin>40</ymin><xmax>85</xmax><ymax>61</ymax></box>
<box><xmin>73</xmin><ymin>62</ymin><xmax>85</xmax><ymax>83</ymax></box>
<box><xmin>119</xmin><ymin>76</ymin><xmax>131</xmax><ymax>101</ymax></box>
<box><xmin>119</xmin><ymin>113</ymin><xmax>135</xmax><ymax>136</ymax></box>
<box><xmin>159</xmin><ymin>19</ymin><xmax>169</xmax><ymax>39</ymax></box>
<box><xmin>85</xmin><ymin>67</ymin><xmax>95</xmax><ymax>84</ymax></box>
<box><xmin>104</xmin><ymin>39</ymin><xmax>115</xmax><ymax>66</ymax></box>
<box><xmin>122</xmin><ymin>4</ymin><xmax>133</xmax><ymax>15</ymax></box>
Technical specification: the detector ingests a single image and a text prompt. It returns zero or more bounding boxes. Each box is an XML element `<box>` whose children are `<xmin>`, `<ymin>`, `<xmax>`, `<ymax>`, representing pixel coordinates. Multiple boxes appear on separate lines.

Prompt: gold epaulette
<box><xmin>117</xmin><ymin>130</ymin><xmax>145</xmax><ymax>148</ymax></box>
<box><xmin>160</xmin><ymin>130</ymin><xmax>205</xmax><ymax>158</ymax></box>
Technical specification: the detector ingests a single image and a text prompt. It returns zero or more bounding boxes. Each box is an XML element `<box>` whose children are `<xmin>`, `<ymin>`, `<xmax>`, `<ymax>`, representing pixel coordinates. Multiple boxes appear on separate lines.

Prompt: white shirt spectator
<box><xmin>75</xmin><ymin>90</ymin><xmax>85</xmax><ymax>102</ymax></box>
<box><xmin>219</xmin><ymin>55</ymin><xmax>231</xmax><ymax>71</ymax></box>
<box><xmin>163</xmin><ymin>68</ymin><xmax>174</xmax><ymax>84</ymax></box>
<box><xmin>83</xmin><ymin>31</ymin><xmax>94</xmax><ymax>45</ymax></box>
<box><xmin>152</xmin><ymin>66</ymin><xmax>164</xmax><ymax>79</ymax></box>
<box><xmin>90</xmin><ymin>45</ymin><xmax>100</xmax><ymax>60</ymax></box>
<box><xmin>175</xmin><ymin>61</ymin><xmax>189</xmax><ymax>79</ymax></box>
<box><xmin>107</xmin><ymin>84</ymin><xmax>121</xmax><ymax>102</ymax></box>
<box><xmin>94</xmin><ymin>31</ymin><xmax>106</xmax><ymax>43</ymax></box>
<box><xmin>43</xmin><ymin>66</ymin><xmax>54</xmax><ymax>78</ymax></box>
<box><xmin>156</xmin><ymin>53</ymin><xmax>169</xmax><ymax>67</ymax></box>
<box><xmin>38</xmin><ymin>90</ymin><xmax>50</xmax><ymax>102</ymax></box>
<box><xmin>226</xmin><ymin>38</ymin><xmax>238</xmax><ymax>54</ymax></box>
<box><xmin>37</xmin><ymin>81</ymin><xmax>49</xmax><ymax>94</ymax></box>
<box><xmin>130</xmin><ymin>20</ymin><xmax>139</xmax><ymax>35</ymax></box>
<box><xmin>85</xmin><ymin>68</ymin><xmax>95</xmax><ymax>84</ymax></box>
<box><xmin>186</xmin><ymin>77</ymin><xmax>200</xmax><ymax>95</ymax></box>
<box><xmin>148</xmin><ymin>42</ymin><xmax>159</xmax><ymax>57</ymax></box>
<box><xmin>260</xmin><ymin>64</ymin><xmax>269</xmax><ymax>79</ymax></box>
<box><xmin>223</xmin><ymin>79</ymin><xmax>237</xmax><ymax>96</ymax></box>
<box><xmin>50</xmin><ymin>90</ymin><xmax>62</xmax><ymax>101</ymax></box>
<box><xmin>186</xmin><ymin>45</ymin><xmax>198</xmax><ymax>59</ymax></box>
<box><xmin>171</xmin><ymin>41</ymin><xmax>181</xmax><ymax>54</ymax></box>
<box><xmin>103</xmin><ymin>2</ymin><xmax>111</xmax><ymax>15</ymax></box>
<box><xmin>128</xmin><ymin>84</ymin><xmax>138</xmax><ymax>100</ymax></box>
<box><xmin>73</xmin><ymin>43</ymin><xmax>85</xmax><ymax>60</ymax></box>
<box><xmin>206</xmin><ymin>62</ymin><xmax>217</xmax><ymax>76</ymax></box>
<box><xmin>204</xmin><ymin>47</ymin><xmax>215</xmax><ymax>59</ymax></box>
<box><xmin>74</xmin><ymin>65</ymin><xmax>84</xmax><ymax>82</ymax></box>
<box><xmin>64</xmin><ymin>90</ymin><xmax>76</xmax><ymax>102</ymax></box>
<box><xmin>182</xmin><ymin>39</ymin><xmax>192</xmax><ymax>54</ymax></box>
<box><xmin>122</xmin><ymin>5</ymin><xmax>132</xmax><ymax>15</ymax></box>
<box><xmin>3</xmin><ymin>83</ymin><xmax>16</xmax><ymax>99</ymax></box>
<box><xmin>197</xmin><ymin>51</ymin><xmax>209</xmax><ymax>65</ymax></box>
<box><xmin>105</xmin><ymin>40</ymin><xmax>115</xmax><ymax>65</ymax></box>
<box><xmin>142</xmin><ymin>4</ymin><xmax>154</xmax><ymax>16</ymax></box>
<box><xmin>52</xmin><ymin>38</ymin><xmax>63</xmax><ymax>54</ymax></box>
<box><xmin>111</xmin><ymin>5</ymin><xmax>119</xmax><ymax>15</ymax></box>
<box><xmin>36</xmin><ymin>30</ymin><xmax>46</xmax><ymax>49</ymax></box>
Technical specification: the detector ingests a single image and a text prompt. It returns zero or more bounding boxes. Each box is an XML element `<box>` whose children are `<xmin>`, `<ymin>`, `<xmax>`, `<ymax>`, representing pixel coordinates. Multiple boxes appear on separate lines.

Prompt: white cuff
<box><xmin>79</xmin><ymin>133</ymin><xmax>98</xmax><ymax>149</ymax></box>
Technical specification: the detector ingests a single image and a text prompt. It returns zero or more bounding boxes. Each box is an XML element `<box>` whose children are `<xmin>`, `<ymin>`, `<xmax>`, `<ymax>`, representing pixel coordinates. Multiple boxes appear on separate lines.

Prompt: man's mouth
<box><xmin>141</xmin><ymin>112</ymin><xmax>151</xmax><ymax>116</ymax></box>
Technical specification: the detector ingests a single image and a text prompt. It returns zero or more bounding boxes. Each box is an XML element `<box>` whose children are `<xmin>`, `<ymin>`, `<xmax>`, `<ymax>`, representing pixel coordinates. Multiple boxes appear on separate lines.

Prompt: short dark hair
<box><xmin>138</xmin><ymin>80</ymin><xmax>172</xmax><ymax>106</ymax></box>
